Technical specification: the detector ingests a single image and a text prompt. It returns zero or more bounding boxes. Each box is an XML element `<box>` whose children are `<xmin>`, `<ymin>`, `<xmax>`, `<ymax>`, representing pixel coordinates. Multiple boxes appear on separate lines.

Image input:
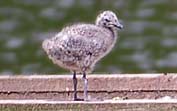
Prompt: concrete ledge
<box><xmin>0</xmin><ymin>74</ymin><xmax>177</xmax><ymax>101</ymax></box>
<box><xmin>1</xmin><ymin>74</ymin><xmax>177</xmax><ymax>110</ymax></box>
<box><xmin>1</xmin><ymin>99</ymin><xmax>177</xmax><ymax>111</ymax></box>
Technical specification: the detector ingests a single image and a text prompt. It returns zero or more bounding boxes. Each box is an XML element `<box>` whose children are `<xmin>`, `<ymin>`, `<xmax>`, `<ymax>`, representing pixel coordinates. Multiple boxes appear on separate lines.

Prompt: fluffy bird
<box><xmin>42</xmin><ymin>10</ymin><xmax>123</xmax><ymax>101</ymax></box>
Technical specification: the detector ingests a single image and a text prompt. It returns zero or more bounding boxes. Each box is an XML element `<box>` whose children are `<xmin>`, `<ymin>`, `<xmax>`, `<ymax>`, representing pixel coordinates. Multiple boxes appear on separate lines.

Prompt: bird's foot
<box><xmin>74</xmin><ymin>98</ymin><xmax>84</xmax><ymax>101</ymax></box>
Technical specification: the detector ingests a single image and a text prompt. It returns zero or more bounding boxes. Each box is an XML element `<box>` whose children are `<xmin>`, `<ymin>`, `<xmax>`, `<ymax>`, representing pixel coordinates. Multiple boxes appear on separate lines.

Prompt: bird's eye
<box><xmin>105</xmin><ymin>18</ymin><xmax>110</xmax><ymax>22</ymax></box>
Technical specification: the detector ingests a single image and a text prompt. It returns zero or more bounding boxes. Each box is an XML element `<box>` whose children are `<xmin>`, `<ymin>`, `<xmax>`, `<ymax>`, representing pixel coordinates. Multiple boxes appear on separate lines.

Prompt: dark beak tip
<box><xmin>118</xmin><ymin>24</ymin><xmax>123</xmax><ymax>29</ymax></box>
<box><xmin>113</xmin><ymin>23</ymin><xmax>123</xmax><ymax>29</ymax></box>
<box><xmin>119</xmin><ymin>26</ymin><xmax>123</xmax><ymax>29</ymax></box>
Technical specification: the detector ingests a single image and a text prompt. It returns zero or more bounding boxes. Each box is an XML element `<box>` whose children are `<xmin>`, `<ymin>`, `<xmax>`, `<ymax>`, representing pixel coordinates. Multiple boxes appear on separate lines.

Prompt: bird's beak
<box><xmin>114</xmin><ymin>23</ymin><xmax>123</xmax><ymax>29</ymax></box>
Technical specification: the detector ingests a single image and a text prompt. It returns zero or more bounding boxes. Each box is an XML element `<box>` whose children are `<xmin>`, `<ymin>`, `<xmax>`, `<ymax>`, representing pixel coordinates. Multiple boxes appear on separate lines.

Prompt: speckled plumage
<box><xmin>43</xmin><ymin>24</ymin><xmax>116</xmax><ymax>73</ymax></box>
<box><xmin>42</xmin><ymin>10</ymin><xmax>123</xmax><ymax>101</ymax></box>
<box><xmin>43</xmin><ymin>11</ymin><xmax>122</xmax><ymax>73</ymax></box>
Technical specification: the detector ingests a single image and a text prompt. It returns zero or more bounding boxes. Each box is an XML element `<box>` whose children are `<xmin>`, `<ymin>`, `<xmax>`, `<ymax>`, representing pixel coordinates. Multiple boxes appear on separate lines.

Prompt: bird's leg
<box><xmin>73</xmin><ymin>71</ymin><xmax>78</xmax><ymax>101</ymax></box>
<box><xmin>82</xmin><ymin>72</ymin><xmax>88</xmax><ymax>101</ymax></box>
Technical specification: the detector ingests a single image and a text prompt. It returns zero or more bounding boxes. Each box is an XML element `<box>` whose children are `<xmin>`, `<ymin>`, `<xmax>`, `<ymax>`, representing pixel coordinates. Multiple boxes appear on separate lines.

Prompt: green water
<box><xmin>0</xmin><ymin>0</ymin><xmax>177</xmax><ymax>74</ymax></box>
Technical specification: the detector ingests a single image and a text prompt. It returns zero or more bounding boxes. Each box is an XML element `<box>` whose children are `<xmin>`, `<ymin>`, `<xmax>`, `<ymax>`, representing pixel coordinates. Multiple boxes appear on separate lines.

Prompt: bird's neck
<box><xmin>97</xmin><ymin>24</ymin><xmax>118</xmax><ymax>39</ymax></box>
<box><xmin>107</xmin><ymin>27</ymin><xmax>117</xmax><ymax>39</ymax></box>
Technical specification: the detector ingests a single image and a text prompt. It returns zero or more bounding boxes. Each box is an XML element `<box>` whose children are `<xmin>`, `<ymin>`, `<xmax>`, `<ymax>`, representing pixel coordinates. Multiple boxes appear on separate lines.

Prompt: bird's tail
<box><xmin>42</xmin><ymin>39</ymin><xmax>54</xmax><ymax>54</ymax></box>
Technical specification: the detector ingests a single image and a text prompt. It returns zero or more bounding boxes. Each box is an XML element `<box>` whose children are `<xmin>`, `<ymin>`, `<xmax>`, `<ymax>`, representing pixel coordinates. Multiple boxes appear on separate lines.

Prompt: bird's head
<box><xmin>96</xmin><ymin>10</ymin><xmax>123</xmax><ymax>30</ymax></box>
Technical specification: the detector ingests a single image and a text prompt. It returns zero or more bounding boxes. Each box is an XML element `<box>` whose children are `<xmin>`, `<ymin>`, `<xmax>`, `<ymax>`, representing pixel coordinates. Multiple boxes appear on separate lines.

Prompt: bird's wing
<box><xmin>64</xmin><ymin>35</ymin><xmax>105</xmax><ymax>57</ymax></box>
<box><xmin>43</xmin><ymin>23</ymin><xmax>112</xmax><ymax>64</ymax></box>
<box><xmin>48</xmin><ymin>32</ymin><xmax>106</xmax><ymax>62</ymax></box>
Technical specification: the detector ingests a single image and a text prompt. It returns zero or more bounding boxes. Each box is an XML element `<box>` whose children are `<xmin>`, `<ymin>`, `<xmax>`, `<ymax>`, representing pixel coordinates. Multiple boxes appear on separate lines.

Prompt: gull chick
<box><xmin>42</xmin><ymin>10</ymin><xmax>123</xmax><ymax>101</ymax></box>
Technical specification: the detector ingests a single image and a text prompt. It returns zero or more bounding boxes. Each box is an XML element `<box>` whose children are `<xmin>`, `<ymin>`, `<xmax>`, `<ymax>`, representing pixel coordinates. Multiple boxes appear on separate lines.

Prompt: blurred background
<box><xmin>0</xmin><ymin>0</ymin><xmax>177</xmax><ymax>75</ymax></box>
